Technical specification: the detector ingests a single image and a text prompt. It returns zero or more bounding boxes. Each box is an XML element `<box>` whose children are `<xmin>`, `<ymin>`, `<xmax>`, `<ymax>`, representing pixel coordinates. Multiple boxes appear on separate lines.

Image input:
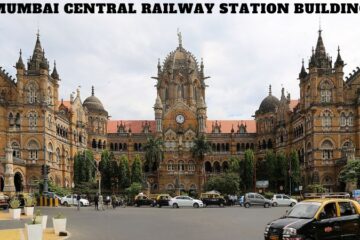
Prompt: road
<box><xmin>0</xmin><ymin>205</ymin><xmax>290</xmax><ymax>240</ymax></box>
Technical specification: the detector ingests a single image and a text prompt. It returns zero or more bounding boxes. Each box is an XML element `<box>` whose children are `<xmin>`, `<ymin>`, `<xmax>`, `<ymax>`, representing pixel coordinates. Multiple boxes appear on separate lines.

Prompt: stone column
<box><xmin>3</xmin><ymin>141</ymin><xmax>15</xmax><ymax>194</ymax></box>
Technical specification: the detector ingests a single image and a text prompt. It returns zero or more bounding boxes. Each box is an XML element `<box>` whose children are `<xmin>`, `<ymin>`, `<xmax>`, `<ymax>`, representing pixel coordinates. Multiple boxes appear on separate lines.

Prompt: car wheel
<box><xmin>157</xmin><ymin>204</ymin><xmax>161</xmax><ymax>208</ymax></box>
<box><xmin>64</xmin><ymin>202</ymin><xmax>68</xmax><ymax>207</ymax></box>
<box><xmin>290</xmin><ymin>202</ymin><xmax>296</xmax><ymax>207</ymax></box>
<box><xmin>193</xmin><ymin>203</ymin><xmax>199</xmax><ymax>208</ymax></box>
<box><xmin>80</xmin><ymin>202</ymin><xmax>84</xmax><ymax>207</ymax></box>
<box><xmin>134</xmin><ymin>203</ymin><xmax>138</xmax><ymax>207</ymax></box>
<box><xmin>272</xmin><ymin>202</ymin><xmax>278</xmax><ymax>207</ymax></box>
<box><xmin>220</xmin><ymin>203</ymin><xmax>224</xmax><ymax>207</ymax></box>
<box><xmin>172</xmin><ymin>203</ymin><xmax>178</xmax><ymax>208</ymax></box>
<box><xmin>264</xmin><ymin>203</ymin><xmax>270</xmax><ymax>208</ymax></box>
<box><xmin>244</xmin><ymin>202</ymin><xmax>250</xmax><ymax>208</ymax></box>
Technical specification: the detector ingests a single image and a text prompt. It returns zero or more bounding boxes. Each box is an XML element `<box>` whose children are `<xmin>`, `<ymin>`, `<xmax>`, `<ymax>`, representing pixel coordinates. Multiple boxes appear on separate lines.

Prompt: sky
<box><xmin>1</xmin><ymin>0</ymin><xmax>360</xmax><ymax>120</ymax></box>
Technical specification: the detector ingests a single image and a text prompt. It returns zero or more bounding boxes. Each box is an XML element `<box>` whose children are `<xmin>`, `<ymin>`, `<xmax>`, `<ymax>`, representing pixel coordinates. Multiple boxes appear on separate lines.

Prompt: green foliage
<box><xmin>131</xmin><ymin>155</ymin><xmax>143</xmax><ymax>183</ymax></box>
<box><xmin>35</xmin><ymin>210</ymin><xmax>42</xmax><ymax>216</ymax></box>
<box><xmin>24</xmin><ymin>196</ymin><xmax>36</xmax><ymax>207</ymax></box>
<box><xmin>289</xmin><ymin>150</ymin><xmax>301</xmax><ymax>189</ymax></box>
<box><xmin>240</xmin><ymin>149</ymin><xmax>254</xmax><ymax>191</ymax></box>
<box><xmin>228</xmin><ymin>156</ymin><xmax>240</xmax><ymax>173</ymax></box>
<box><xmin>9</xmin><ymin>198</ymin><xmax>20</xmax><ymax>209</ymax></box>
<box><xmin>274</xmin><ymin>152</ymin><xmax>287</xmax><ymax>190</ymax></box>
<box><xmin>72</xmin><ymin>182</ymin><xmax>98</xmax><ymax>196</ymax></box>
<box><xmin>339</xmin><ymin>160</ymin><xmax>360</xmax><ymax>183</ymax></box>
<box><xmin>48</xmin><ymin>181</ymin><xmax>71</xmax><ymax>196</ymax></box>
<box><xmin>30</xmin><ymin>215</ymin><xmax>41</xmax><ymax>225</ymax></box>
<box><xmin>204</xmin><ymin>173</ymin><xmax>239</xmax><ymax>195</ymax></box>
<box><xmin>306</xmin><ymin>184</ymin><xmax>326</xmax><ymax>193</ymax></box>
<box><xmin>191</xmin><ymin>135</ymin><xmax>212</xmax><ymax>161</ymax></box>
<box><xmin>143</xmin><ymin>137</ymin><xmax>163</xmax><ymax>172</ymax></box>
<box><xmin>73</xmin><ymin>150</ymin><xmax>95</xmax><ymax>185</ymax></box>
<box><xmin>125</xmin><ymin>182</ymin><xmax>142</xmax><ymax>201</ymax></box>
<box><xmin>263</xmin><ymin>192</ymin><xmax>275</xmax><ymax>199</ymax></box>
<box><xmin>264</xmin><ymin>151</ymin><xmax>276</xmax><ymax>189</ymax></box>
<box><xmin>119</xmin><ymin>155</ymin><xmax>131</xmax><ymax>190</ymax></box>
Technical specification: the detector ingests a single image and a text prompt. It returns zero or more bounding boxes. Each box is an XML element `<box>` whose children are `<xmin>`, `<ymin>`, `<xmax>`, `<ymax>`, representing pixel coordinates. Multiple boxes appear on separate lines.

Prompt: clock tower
<box><xmin>153</xmin><ymin>32</ymin><xmax>209</xmax><ymax>193</ymax></box>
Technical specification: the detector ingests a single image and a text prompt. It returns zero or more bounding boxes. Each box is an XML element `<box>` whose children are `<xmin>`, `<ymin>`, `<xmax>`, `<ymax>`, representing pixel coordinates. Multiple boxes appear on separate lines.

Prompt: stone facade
<box><xmin>0</xmin><ymin>30</ymin><xmax>358</xmax><ymax>194</ymax></box>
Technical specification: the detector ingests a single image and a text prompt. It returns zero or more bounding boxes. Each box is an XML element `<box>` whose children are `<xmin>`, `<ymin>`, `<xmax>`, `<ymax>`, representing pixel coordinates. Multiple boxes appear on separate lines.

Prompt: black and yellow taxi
<box><xmin>264</xmin><ymin>198</ymin><xmax>360</xmax><ymax>240</ymax></box>
<box><xmin>133</xmin><ymin>194</ymin><xmax>155</xmax><ymax>207</ymax></box>
<box><xmin>200</xmin><ymin>192</ymin><xmax>226</xmax><ymax>207</ymax></box>
<box><xmin>154</xmin><ymin>194</ymin><xmax>171</xmax><ymax>208</ymax></box>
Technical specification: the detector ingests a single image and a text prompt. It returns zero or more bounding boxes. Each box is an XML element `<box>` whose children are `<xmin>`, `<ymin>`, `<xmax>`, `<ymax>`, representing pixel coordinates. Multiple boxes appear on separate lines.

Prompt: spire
<box><xmin>309</xmin><ymin>29</ymin><xmax>332</xmax><ymax>69</ymax></box>
<box><xmin>299</xmin><ymin>59</ymin><xmax>308</xmax><ymax>79</ymax></box>
<box><xmin>16</xmin><ymin>49</ymin><xmax>25</xmax><ymax>69</ymax></box>
<box><xmin>51</xmin><ymin>61</ymin><xmax>59</xmax><ymax>79</ymax></box>
<box><xmin>177</xmin><ymin>29</ymin><xmax>183</xmax><ymax>49</ymax></box>
<box><xmin>28</xmin><ymin>31</ymin><xmax>47</xmax><ymax>71</ymax></box>
<box><xmin>91</xmin><ymin>86</ymin><xmax>95</xmax><ymax>96</ymax></box>
<box><xmin>315</xmin><ymin>28</ymin><xmax>326</xmax><ymax>57</ymax></box>
<box><xmin>154</xmin><ymin>93</ymin><xmax>163</xmax><ymax>109</ymax></box>
<box><xmin>268</xmin><ymin>85</ymin><xmax>272</xmax><ymax>96</ymax></box>
<box><xmin>335</xmin><ymin>45</ymin><xmax>344</xmax><ymax>68</ymax></box>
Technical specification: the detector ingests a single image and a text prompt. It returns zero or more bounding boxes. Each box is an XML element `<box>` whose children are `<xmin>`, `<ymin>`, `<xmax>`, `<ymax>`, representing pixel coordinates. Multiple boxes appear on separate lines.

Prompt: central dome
<box><xmin>83</xmin><ymin>86</ymin><xmax>107</xmax><ymax>113</ymax></box>
<box><xmin>257</xmin><ymin>86</ymin><xmax>280</xmax><ymax>114</ymax></box>
<box><xmin>163</xmin><ymin>47</ymin><xmax>199</xmax><ymax>73</ymax></box>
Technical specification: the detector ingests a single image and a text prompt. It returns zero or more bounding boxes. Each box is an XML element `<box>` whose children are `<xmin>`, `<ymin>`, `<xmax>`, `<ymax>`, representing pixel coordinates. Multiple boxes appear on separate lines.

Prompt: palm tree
<box><xmin>143</xmin><ymin>137</ymin><xmax>163</xmax><ymax>173</ymax></box>
<box><xmin>191</xmin><ymin>135</ymin><xmax>212</xmax><ymax>162</ymax></box>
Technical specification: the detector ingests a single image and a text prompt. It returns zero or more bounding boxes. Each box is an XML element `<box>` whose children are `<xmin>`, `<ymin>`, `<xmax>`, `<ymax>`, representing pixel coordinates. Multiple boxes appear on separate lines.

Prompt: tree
<box><xmin>228</xmin><ymin>156</ymin><xmax>240</xmax><ymax>173</ymax></box>
<box><xmin>131</xmin><ymin>154</ymin><xmax>143</xmax><ymax>183</ymax></box>
<box><xmin>339</xmin><ymin>160</ymin><xmax>360</xmax><ymax>188</ymax></box>
<box><xmin>143</xmin><ymin>137</ymin><xmax>163</xmax><ymax>172</ymax></box>
<box><xmin>204</xmin><ymin>173</ymin><xmax>239</xmax><ymax>195</ymax></box>
<box><xmin>125</xmin><ymin>182</ymin><xmax>142</xmax><ymax>204</ymax></box>
<box><xmin>73</xmin><ymin>150</ymin><xmax>95</xmax><ymax>186</ymax></box>
<box><xmin>289</xmin><ymin>150</ymin><xmax>301</xmax><ymax>192</ymax></box>
<box><xmin>274</xmin><ymin>153</ymin><xmax>287</xmax><ymax>191</ymax></box>
<box><xmin>191</xmin><ymin>135</ymin><xmax>212</xmax><ymax>162</ymax></box>
<box><xmin>99</xmin><ymin>150</ymin><xmax>112</xmax><ymax>191</ymax></box>
<box><xmin>240</xmin><ymin>149</ymin><xmax>254</xmax><ymax>191</ymax></box>
<box><xmin>118</xmin><ymin>155</ymin><xmax>131</xmax><ymax>190</ymax></box>
<box><xmin>265</xmin><ymin>151</ymin><xmax>276</xmax><ymax>190</ymax></box>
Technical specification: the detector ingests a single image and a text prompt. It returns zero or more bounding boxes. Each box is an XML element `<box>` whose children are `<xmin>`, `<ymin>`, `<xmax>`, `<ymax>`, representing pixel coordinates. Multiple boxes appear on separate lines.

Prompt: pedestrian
<box><xmin>99</xmin><ymin>194</ymin><xmax>104</xmax><ymax>211</ymax></box>
<box><xmin>76</xmin><ymin>194</ymin><xmax>81</xmax><ymax>211</ymax></box>
<box><xmin>94</xmin><ymin>193</ymin><xmax>99</xmax><ymax>210</ymax></box>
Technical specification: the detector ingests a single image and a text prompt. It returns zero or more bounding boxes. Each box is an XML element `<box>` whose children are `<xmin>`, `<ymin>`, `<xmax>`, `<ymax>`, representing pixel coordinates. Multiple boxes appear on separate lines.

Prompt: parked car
<box><xmin>154</xmin><ymin>194</ymin><xmax>171</xmax><ymax>208</ymax></box>
<box><xmin>264</xmin><ymin>198</ymin><xmax>360</xmax><ymax>240</ymax></box>
<box><xmin>134</xmin><ymin>194</ymin><xmax>155</xmax><ymax>207</ymax></box>
<box><xmin>271</xmin><ymin>194</ymin><xmax>297</xmax><ymax>207</ymax></box>
<box><xmin>61</xmin><ymin>194</ymin><xmax>89</xmax><ymax>207</ymax></box>
<box><xmin>243</xmin><ymin>192</ymin><xmax>271</xmax><ymax>208</ymax></box>
<box><xmin>200</xmin><ymin>192</ymin><xmax>226</xmax><ymax>207</ymax></box>
<box><xmin>169</xmin><ymin>196</ymin><xmax>203</xmax><ymax>208</ymax></box>
<box><xmin>0</xmin><ymin>193</ymin><xmax>9</xmax><ymax>209</ymax></box>
<box><xmin>43</xmin><ymin>191</ymin><xmax>62</xmax><ymax>201</ymax></box>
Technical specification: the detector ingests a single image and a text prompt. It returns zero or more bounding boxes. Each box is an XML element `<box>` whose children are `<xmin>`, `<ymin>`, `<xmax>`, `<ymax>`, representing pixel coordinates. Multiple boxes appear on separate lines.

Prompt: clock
<box><xmin>175</xmin><ymin>114</ymin><xmax>185</xmax><ymax>124</ymax></box>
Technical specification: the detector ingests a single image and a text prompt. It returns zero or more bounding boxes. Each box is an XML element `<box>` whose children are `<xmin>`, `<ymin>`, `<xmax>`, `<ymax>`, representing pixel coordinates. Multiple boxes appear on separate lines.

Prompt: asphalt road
<box><xmin>0</xmin><ymin>205</ymin><xmax>290</xmax><ymax>240</ymax></box>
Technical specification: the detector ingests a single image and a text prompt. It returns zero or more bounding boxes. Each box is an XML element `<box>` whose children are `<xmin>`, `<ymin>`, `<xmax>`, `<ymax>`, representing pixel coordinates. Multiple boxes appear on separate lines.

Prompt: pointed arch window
<box><xmin>321</xmin><ymin>140</ymin><xmax>333</xmax><ymax>163</ymax></box>
<box><xmin>167</xmin><ymin>161</ymin><xmax>174</xmax><ymax>171</ymax></box>
<box><xmin>340</xmin><ymin>113</ymin><xmax>346</xmax><ymax>127</ymax></box>
<box><xmin>12</xmin><ymin>142</ymin><xmax>20</xmax><ymax>158</ymax></box>
<box><xmin>27</xmin><ymin>83</ymin><xmax>38</xmax><ymax>104</ymax></box>
<box><xmin>347</xmin><ymin>113</ymin><xmax>354</xmax><ymax>126</ymax></box>
<box><xmin>321</xmin><ymin>110</ymin><xmax>332</xmax><ymax>129</ymax></box>
<box><xmin>28</xmin><ymin>140</ymin><xmax>39</xmax><ymax>160</ymax></box>
<box><xmin>188</xmin><ymin>160</ymin><xmax>195</xmax><ymax>171</ymax></box>
<box><xmin>320</xmin><ymin>81</ymin><xmax>332</xmax><ymax>103</ymax></box>
<box><xmin>178</xmin><ymin>160</ymin><xmax>185</xmax><ymax>171</ymax></box>
<box><xmin>56</xmin><ymin>148</ymin><xmax>61</xmax><ymax>164</ymax></box>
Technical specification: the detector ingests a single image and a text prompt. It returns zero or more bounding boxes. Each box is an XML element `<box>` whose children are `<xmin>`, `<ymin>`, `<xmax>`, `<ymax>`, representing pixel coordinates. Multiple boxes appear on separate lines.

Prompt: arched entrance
<box><xmin>0</xmin><ymin>177</ymin><xmax>4</xmax><ymax>192</ymax></box>
<box><xmin>14</xmin><ymin>172</ymin><xmax>23</xmax><ymax>192</ymax></box>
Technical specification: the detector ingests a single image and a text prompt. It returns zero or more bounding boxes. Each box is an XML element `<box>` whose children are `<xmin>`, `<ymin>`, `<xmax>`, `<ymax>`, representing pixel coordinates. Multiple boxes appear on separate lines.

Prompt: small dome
<box><xmin>162</xmin><ymin>47</ymin><xmax>199</xmax><ymax>73</ymax></box>
<box><xmin>257</xmin><ymin>85</ymin><xmax>279</xmax><ymax>114</ymax></box>
<box><xmin>83</xmin><ymin>86</ymin><xmax>106</xmax><ymax>113</ymax></box>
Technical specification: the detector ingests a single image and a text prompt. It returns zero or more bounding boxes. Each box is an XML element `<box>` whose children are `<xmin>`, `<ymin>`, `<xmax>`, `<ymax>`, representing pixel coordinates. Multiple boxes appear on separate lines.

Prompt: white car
<box><xmin>271</xmin><ymin>194</ymin><xmax>297</xmax><ymax>207</ymax></box>
<box><xmin>61</xmin><ymin>194</ymin><xmax>89</xmax><ymax>207</ymax></box>
<box><xmin>169</xmin><ymin>196</ymin><xmax>203</xmax><ymax>208</ymax></box>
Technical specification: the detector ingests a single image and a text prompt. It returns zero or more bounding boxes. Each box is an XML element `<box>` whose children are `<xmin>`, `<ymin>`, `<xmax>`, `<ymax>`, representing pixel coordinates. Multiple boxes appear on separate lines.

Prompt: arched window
<box><xmin>347</xmin><ymin>113</ymin><xmax>354</xmax><ymax>126</ymax></box>
<box><xmin>213</xmin><ymin>161</ymin><xmax>221</xmax><ymax>173</ymax></box>
<box><xmin>320</xmin><ymin>80</ymin><xmax>332</xmax><ymax>103</ymax></box>
<box><xmin>166</xmin><ymin>184</ymin><xmax>174</xmax><ymax>191</ymax></box>
<box><xmin>12</xmin><ymin>142</ymin><xmax>20</xmax><ymax>158</ymax></box>
<box><xmin>48</xmin><ymin>143</ymin><xmax>54</xmax><ymax>162</ymax></box>
<box><xmin>321</xmin><ymin>140</ymin><xmax>333</xmax><ymax>163</ymax></box>
<box><xmin>205</xmin><ymin>161</ymin><xmax>212</xmax><ymax>173</ymax></box>
<box><xmin>28</xmin><ymin>140</ymin><xmax>39</xmax><ymax>160</ymax></box>
<box><xmin>27</xmin><ymin>82</ymin><xmax>38</xmax><ymax>104</ymax></box>
<box><xmin>188</xmin><ymin>160</ymin><xmax>195</xmax><ymax>171</ymax></box>
<box><xmin>92</xmin><ymin>139</ymin><xmax>96</xmax><ymax>149</ymax></box>
<box><xmin>340</xmin><ymin>113</ymin><xmax>346</xmax><ymax>127</ymax></box>
<box><xmin>322</xmin><ymin>110</ymin><xmax>332</xmax><ymax>129</ymax></box>
<box><xmin>9</xmin><ymin>112</ymin><xmax>14</xmax><ymax>127</ymax></box>
<box><xmin>110</xmin><ymin>143</ymin><xmax>114</xmax><ymax>151</ymax></box>
<box><xmin>167</xmin><ymin>161</ymin><xmax>174</xmax><ymax>171</ymax></box>
<box><xmin>178</xmin><ymin>160</ymin><xmax>185</xmax><ymax>171</ymax></box>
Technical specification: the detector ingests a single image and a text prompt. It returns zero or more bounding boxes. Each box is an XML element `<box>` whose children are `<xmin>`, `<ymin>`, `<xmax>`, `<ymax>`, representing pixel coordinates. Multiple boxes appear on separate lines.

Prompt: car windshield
<box><xmin>286</xmin><ymin>202</ymin><xmax>321</xmax><ymax>219</ymax></box>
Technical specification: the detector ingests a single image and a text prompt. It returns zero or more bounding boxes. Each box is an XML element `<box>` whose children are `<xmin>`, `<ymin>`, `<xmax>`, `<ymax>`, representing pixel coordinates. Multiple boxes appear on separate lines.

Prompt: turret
<box><xmin>154</xmin><ymin>94</ymin><xmax>163</xmax><ymax>133</ymax></box>
<box><xmin>51</xmin><ymin>61</ymin><xmax>59</xmax><ymax>80</ymax></box>
<box><xmin>299</xmin><ymin>59</ymin><xmax>308</xmax><ymax>79</ymax></box>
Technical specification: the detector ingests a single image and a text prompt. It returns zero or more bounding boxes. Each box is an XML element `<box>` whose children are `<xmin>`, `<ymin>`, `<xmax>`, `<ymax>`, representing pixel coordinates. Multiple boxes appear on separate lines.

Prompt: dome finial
<box><xmin>91</xmin><ymin>86</ymin><xmax>94</xmax><ymax>96</ymax></box>
<box><xmin>177</xmin><ymin>28</ymin><xmax>182</xmax><ymax>48</ymax></box>
<box><xmin>269</xmin><ymin>85</ymin><xmax>272</xmax><ymax>96</ymax></box>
